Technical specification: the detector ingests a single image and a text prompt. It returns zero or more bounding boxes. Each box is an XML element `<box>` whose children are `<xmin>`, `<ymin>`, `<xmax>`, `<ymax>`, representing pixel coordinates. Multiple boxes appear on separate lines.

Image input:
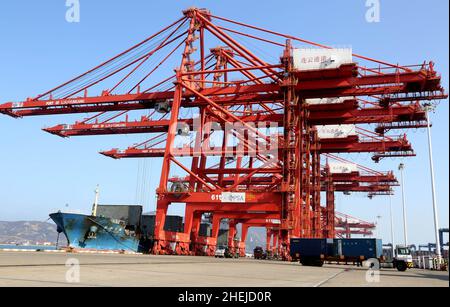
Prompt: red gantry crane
<box><xmin>0</xmin><ymin>8</ymin><xmax>446</xmax><ymax>259</ymax></box>
<box><xmin>335</xmin><ymin>212</ymin><xmax>377</xmax><ymax>239</ymax></box>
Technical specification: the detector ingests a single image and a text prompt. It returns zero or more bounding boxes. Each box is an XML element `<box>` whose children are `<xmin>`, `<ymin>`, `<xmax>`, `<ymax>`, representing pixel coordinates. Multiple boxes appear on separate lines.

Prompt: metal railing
<box><xmin>413</xmin><ymin>256</ymin><xmax>449</xmax><ymax>271</ymax></box>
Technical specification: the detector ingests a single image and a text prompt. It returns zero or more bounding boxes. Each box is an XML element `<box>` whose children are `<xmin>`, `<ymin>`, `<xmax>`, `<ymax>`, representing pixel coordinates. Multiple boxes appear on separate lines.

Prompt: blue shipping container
<box><xmin>290</xmin><ymin>238</ymin><xmax>334</xmax><ymax>257</ymax></box>
<box><xmin>335</xmin><ymin>239</ymin><xmax>383</xmax><ymax>259</ymax></box>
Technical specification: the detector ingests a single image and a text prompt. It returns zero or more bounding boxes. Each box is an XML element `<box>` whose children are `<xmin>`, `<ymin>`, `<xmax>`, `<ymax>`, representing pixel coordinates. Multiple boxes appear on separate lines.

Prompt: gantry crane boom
<box><xmin>0</xmin><ymin>65</ymin><xmax>444</xmax><ymax>118</ymax></box>
<box><xmin>43</xmin><ymin>102</ymin><xmax>427</xmax><ymax>137</ymax></box>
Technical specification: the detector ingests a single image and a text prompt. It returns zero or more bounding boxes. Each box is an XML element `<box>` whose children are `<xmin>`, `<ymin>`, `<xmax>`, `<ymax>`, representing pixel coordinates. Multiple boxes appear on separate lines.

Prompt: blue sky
<box><xmin>0</xmin><ymin>0</ymin><xmax>448</xmax><ymax>246</ymax></box>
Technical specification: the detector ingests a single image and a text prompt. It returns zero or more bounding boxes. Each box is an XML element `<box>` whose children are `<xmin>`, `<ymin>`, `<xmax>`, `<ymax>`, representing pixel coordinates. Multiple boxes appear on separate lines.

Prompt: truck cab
<box><xmin>393</xmin><ymin>246</ymin><xmax>414</xmax><ymax>271</ymax></box>
<box><xmin>253</xmin><ymin>246</ymin><xmax>265</xmax><ymax>260</ymax></box>
<box><xmin>383</xmin><ymin>244</ymin><xmax>413</xmax><ymax>272</ymax></box>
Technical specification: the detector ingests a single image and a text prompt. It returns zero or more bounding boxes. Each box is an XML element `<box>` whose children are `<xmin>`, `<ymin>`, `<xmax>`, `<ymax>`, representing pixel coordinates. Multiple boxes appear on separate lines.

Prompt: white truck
<box><xmin>383</xmin><ymin>245</ymin><xmax>414</xmax><ymax>272</ymax></box>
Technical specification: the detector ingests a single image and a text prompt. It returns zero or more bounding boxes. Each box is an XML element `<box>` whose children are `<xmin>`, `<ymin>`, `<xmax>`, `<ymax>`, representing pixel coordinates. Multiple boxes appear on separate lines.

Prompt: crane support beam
<box><xmin>43</xmin><ymin>102</ymin><xmax>428</xmax><ymax>137</ymax></box>
<box><xmin>1</xmin><ymin>64</ymin><xmax>445</xmax><ymax>118</ymax></box>
<box><xmin>100</xmin><ymin>134</ymin><xmax>414</xmax><ymax>159</ymax></box>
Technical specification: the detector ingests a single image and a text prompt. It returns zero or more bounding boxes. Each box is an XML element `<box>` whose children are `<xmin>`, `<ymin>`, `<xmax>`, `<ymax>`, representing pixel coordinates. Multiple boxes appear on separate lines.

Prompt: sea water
<box><xmin>0</xmin><ymin>244</ymin><xmax>58</xmax><ymax>251</ymax></box>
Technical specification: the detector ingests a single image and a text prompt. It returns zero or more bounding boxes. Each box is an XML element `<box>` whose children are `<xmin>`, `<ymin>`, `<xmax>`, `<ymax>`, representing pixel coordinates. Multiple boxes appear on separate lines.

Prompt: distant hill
<box><xmin>0</xmin><ymin>221</ymin><xmax>64</xmax><ymax>245</ymax></box>
<box><xmin>0</xmin><ymin>220</ymin><xmax>266</xmax><ymax>251</ymax></box>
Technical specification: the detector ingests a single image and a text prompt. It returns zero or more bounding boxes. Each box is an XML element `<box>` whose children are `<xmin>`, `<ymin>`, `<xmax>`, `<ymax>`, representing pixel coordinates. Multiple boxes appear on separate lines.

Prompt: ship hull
<box><xmin>50</xmin><ymin>212</ymin><xmax>140</xmax><ymax>252</ymax></box>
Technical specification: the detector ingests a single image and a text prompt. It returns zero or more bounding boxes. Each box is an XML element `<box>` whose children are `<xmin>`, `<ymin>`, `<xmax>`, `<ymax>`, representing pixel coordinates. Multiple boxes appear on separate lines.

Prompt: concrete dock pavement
<box><xmin>0</xmin><ymin>251</ymin><xmax>447</xmax><ymax>287</ymax></box>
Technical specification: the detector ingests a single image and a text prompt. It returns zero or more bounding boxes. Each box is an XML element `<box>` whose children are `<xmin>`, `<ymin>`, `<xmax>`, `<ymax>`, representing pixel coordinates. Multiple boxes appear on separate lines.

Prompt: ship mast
<box><xmin>91</xmin><ymin>185</ymin><xmax>100</xmax><ymax>216</ymax></box>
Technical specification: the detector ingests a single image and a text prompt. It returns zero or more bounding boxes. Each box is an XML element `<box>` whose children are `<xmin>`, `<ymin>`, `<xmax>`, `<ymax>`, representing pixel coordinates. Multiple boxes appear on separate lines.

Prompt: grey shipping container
<box><xmin>165</xmin><ymin>216</ymin><xmax>183</xmax><ymax>232</ymax></box>
<box><xmin>217</xmin><ymin>229</ymin><xmax>229</xmax><ymax>247</ymax></box>
<box><xmin>141</xmin><ymin>215</ymin><xmax>183</xmax><ymax>237</ymax></box>
<box><xmin>199</xmin><ymin>223</ymin><xmax>212</xmax><ymax>237</ymax></box>
<box><xmin>97</xmin><ymin>205</ymin><xmax>142</xmax><ymax>229</ymax></box>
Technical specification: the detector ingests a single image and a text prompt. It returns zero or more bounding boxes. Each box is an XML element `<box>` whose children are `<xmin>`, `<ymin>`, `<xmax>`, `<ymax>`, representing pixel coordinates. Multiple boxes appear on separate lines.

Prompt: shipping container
<box><xmin>140</xmin><ymin>215</ymin><xmax>155</xmax><ymax>238</ymax></box>
<box><xmin>165</xmin><ymin>216</ymin><xmax>183</xmax><ymax>233</ymax></box>
<box><xmin>290</xmin><ymin>238</ymin><xmax>330</xmax><ymax>257</ymax></box>
<box><xmin>199</xmin><ymin>223</ymin><xmax>212</xmax><ymax>237</ymax></box>
<box><xmin>217</xmin><ymin>229</ymin><xmax>229</xmax><ymax>247</ymax></box>
<box><xmin>140</xmin><ymin>214</ymin><xmax>183</xmax><ymax>237</ymax></box>
<box><xmin>290</xmin><ymin>238</ymin><xmax>383</xmax><ymax>267</ymax></box>
<box><xmin>335</xmin><ymin>239</ymin><xmax>383</xmax><ymax>259</ymax></box>
<box><xmin>290</xmin><ymin>238</ymin><xmax>335</xmax><ymax>266</ymax></box>
<box><xmin>96</xmin><ymin>205</ymin><xmax>142</xmax><ymax>229</ymax></box>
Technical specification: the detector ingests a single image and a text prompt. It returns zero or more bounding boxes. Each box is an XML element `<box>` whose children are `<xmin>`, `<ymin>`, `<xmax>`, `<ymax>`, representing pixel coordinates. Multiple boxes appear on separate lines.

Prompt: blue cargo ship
<box><xmin>50</xmin><ymin>186</ymin><xmax>184</xmax><ymax>253</ymax></box>
<box><xmin>50</xmin><ymin>186</ymin><xmax>143</xmax><ymax>252</ymax></box>
<box><xmin>50</xmin><ymin>212</ymin><xmax>141</xmax><ymax>252</ymax></box>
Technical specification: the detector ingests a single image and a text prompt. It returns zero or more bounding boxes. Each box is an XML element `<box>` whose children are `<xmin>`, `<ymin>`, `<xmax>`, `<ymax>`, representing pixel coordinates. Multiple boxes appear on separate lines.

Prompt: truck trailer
<box><xmin>290</xmin><ymin>238</ymin><xmax>383</xmax><ymax>268</ymax></box>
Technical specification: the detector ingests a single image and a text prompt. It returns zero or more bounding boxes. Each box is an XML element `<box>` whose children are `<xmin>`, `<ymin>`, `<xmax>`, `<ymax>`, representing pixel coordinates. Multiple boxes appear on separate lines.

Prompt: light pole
<box><xmin>424</xmin><ymin>103</ymin><xmax>442</xmax><ymax>262</ymax></box>
<box><xmin>376</xmin><ymin>215</ymin><xmax>382</xmax><ymax>239</ymax></box>
<box><xmin>389</xmin><ymin>195</ymin><xmax>395</xmax><ymax>250</ymax></box>
<box><xmin>398</xmin><ymin>163</ymin><xmax>408</xmax><ymax>246</ymax></box>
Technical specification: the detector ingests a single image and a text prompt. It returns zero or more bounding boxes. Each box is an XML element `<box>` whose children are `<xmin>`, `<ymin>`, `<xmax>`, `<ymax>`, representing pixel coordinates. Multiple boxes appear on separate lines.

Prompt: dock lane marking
<box><xmin>313</xmin><ymin>269</ymin><xmax>349</xmax><ymax>287</ymax></box>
